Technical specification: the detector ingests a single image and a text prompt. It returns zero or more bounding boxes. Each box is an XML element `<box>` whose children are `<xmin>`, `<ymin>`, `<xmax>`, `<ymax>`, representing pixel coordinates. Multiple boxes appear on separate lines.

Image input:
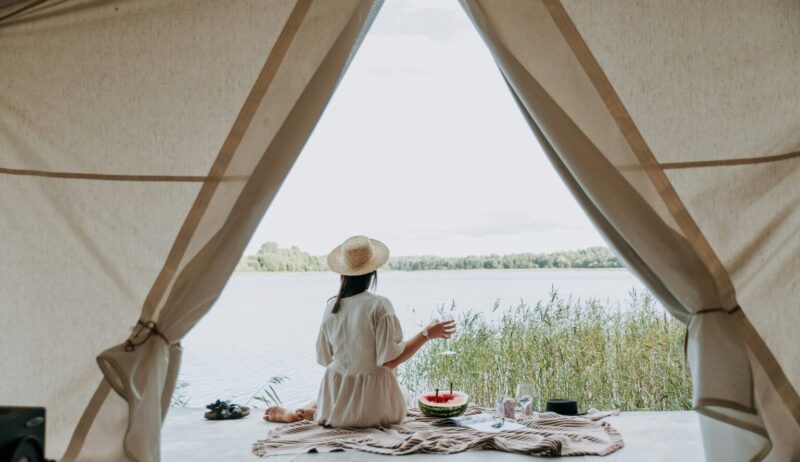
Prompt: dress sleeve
<box><xmin>316</xmin><ymin>327</ymin><xmax>333</xmax><ymax>367</ymax></box>
<box><xmin>375</xmin><ymin>301</ymin><xmax>405</xmax><ymax>366</ymax></box>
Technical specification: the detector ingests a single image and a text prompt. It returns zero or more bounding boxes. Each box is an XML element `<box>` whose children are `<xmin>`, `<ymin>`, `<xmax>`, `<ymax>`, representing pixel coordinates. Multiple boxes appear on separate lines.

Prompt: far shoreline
<box><xmin>232</xmin><ymin>267</ymin><xmax>630</xmax><ymax>276</ymax></box>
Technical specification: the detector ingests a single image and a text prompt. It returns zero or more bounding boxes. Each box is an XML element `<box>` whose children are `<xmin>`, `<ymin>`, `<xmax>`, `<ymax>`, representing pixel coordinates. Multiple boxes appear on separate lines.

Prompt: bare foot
<box><xmin>263</xmin><ymin>406</ymin><xmax>301</xmax><ymax>423</ymax></box>
<box><xmin>295</xmin><ymin>407</ymin><xmax>316</xmax><ymax>421</ymax></box>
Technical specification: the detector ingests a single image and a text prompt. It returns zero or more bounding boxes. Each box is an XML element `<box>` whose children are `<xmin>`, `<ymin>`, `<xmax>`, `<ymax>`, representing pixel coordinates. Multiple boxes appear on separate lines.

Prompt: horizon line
<box><xmin>244</xmin><ymin>241</ymin><xmax>614</xmax><ymax>259</ymax></box>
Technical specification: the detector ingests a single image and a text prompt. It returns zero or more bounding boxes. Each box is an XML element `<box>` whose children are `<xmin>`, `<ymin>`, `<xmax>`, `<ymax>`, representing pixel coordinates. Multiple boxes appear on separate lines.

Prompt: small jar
<box><xmin>503</xmin><ymin>397</ymin><xmax>516</xmax><ymax>419</ymax></box>
<box><xmin>522</xmin><ymin>402</ymin><xmax>533</xmax><ymax>416</ymax></box>
<box><xmin>495</xmin><ymin>399</ymin><xmax>504</xmax><ymax>414</ymax></box>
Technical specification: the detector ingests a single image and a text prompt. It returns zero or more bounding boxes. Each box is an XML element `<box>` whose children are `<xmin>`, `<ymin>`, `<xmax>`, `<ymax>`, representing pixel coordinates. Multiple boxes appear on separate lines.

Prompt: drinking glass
<box><xmin>515</xmin><ymin>383</ymin><xmax>534</xmax><ymax>409</ymax></box>
<box><xmin>440</xmin><ymin>311</ymin><xmax>456</xmax><ymax>356</ymax></box>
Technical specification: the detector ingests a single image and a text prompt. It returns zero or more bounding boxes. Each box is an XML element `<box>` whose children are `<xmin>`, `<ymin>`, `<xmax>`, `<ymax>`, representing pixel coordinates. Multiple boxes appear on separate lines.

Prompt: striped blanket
<box><xmin>252</xmin><ymin>406</ymin><xmax>623</xmax><ymax>457</ymax></box>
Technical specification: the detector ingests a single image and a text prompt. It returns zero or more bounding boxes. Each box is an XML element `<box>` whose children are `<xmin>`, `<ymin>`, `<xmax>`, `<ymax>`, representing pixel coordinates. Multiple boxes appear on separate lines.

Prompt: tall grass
<box><xmin>399</xmin><ymin>290</ymin><xmax>692</xmax><ymax>411</ymax></box>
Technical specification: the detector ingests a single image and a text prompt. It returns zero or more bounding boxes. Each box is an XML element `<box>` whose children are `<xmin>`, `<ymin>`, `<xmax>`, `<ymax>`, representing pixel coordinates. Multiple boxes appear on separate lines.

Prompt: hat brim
<box><xmin>327</xmin><ymin>238</ymin><xmax>390</xmax><ymax>276</ymax></box>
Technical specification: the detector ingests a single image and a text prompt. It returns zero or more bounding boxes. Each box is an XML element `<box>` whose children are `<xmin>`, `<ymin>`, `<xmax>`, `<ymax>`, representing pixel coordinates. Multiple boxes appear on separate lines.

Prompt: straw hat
<box><xmin>327</xmin><ymin>235</ymin><xmax>390</xmax><ymax>276</ymax></box>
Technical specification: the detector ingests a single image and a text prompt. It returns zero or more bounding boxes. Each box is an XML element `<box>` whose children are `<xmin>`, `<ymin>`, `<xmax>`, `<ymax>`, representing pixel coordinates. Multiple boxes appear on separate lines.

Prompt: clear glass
<box><xmin>440</xmin><ymin>311</ymin><xmax>456</xmax><ymax>356</ymax></box>
<box><xmin>515</xmin><ymin>383</ymin><xmax>534</xmax><ymax>408</ymax></box>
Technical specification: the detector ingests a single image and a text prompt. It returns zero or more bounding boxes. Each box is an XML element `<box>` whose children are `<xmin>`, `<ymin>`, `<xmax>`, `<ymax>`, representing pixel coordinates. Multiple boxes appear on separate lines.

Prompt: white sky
<box><xmin>245</xmin><ymin>0</ymin><xmax>605</xmax><ymax>257</ymax></box>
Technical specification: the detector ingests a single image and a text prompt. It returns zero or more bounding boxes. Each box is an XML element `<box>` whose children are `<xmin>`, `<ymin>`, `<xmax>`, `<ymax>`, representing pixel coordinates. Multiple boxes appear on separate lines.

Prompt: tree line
<box><xmin>237</xmin><ymin>242</ymin><xmax>622</xmax><ymax>272</ymax></box>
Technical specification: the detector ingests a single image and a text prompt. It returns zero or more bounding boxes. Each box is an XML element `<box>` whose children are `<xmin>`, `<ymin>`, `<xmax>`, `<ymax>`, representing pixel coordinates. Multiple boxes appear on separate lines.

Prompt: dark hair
<box><xmin>331</xmin><ymin>271</ymin><xmax>377</xmax><ymax>314</ymax></box>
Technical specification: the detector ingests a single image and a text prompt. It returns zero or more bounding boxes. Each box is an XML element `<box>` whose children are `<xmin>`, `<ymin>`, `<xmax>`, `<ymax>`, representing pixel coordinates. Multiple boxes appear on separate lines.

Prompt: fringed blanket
<box><xmin>253</xmin><ymin>406</ymin><xmax>623</xmax><ymax>457</ymax></box>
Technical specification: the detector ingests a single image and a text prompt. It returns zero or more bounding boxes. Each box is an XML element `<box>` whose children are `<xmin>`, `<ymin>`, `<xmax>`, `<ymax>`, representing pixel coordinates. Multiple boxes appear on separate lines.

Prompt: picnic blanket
<box><xmin>252</xmin><ymin>406</ymin><xmax>623</xmax><ymax>457</ymax></box>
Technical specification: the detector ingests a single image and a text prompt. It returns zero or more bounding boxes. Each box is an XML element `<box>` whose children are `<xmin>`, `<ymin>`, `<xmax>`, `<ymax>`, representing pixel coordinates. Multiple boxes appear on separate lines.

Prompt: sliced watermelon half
<box><xmin>418</xmin><ymin>391</ymin><xmax>468</xmax><ymax>418</ymax></box>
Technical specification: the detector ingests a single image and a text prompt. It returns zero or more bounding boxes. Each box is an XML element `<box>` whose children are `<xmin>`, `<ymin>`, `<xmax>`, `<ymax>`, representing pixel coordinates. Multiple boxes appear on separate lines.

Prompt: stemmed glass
<box><xmin>440</xmin><ymin>311</ymin><xmax>456</xmax><ymax>357</ymax></box>
<box><xmin>516</xmin><ymin>383</ymin><xmax>534</xmax><ymax>410</ymax></box>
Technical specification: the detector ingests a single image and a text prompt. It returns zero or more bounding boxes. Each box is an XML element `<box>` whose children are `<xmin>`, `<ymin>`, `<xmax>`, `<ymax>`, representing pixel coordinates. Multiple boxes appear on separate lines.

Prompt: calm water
<box><xmin>178</xmin><ymin>269</ymin><xmax>652</xmax><ymax>408</ymax></box>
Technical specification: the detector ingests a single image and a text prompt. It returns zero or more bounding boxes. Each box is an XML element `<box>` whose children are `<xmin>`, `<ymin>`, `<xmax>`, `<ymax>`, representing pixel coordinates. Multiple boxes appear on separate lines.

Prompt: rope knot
<box><xmin>124</xmin><ymin>320</ymin><xmax>170</xmax><ymax>352</ymax></box>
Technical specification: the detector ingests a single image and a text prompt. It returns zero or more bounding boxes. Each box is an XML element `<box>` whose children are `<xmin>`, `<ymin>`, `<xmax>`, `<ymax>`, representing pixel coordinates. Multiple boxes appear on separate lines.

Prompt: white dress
<box><xmin>314</xmin><ymin>291</ymin><xmax>407</xmax><ymax>428</ymax></box>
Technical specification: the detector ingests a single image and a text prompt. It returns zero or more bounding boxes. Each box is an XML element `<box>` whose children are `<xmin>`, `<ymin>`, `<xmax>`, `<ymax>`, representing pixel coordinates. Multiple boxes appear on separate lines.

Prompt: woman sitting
<box><xmin>264</xmin><ymin>235</ymin><xmax>455</xmax><ymax>427</ymax></box>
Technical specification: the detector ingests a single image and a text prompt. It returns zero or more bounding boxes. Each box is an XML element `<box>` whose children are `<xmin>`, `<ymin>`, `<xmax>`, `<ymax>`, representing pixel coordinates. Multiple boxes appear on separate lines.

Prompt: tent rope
<box><xmin>124</xmin><ymin>320</ymin><xmax>170</xmax><ymax>352</ymax></box>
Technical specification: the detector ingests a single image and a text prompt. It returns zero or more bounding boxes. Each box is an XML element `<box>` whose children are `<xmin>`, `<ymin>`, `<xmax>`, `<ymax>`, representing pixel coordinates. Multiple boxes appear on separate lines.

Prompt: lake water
<box><xmin>177</xmin><ymin>269</ymin><xmax>652</xmax><ymax>409</ymax></box>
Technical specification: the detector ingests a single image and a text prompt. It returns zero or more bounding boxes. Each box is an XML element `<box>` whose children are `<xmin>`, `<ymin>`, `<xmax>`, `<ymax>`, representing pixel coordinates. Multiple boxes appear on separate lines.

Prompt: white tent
<box><xmin>1</xmin><ymin>1</ymin><xmax>797</xmax><ymax>461</ymax></box>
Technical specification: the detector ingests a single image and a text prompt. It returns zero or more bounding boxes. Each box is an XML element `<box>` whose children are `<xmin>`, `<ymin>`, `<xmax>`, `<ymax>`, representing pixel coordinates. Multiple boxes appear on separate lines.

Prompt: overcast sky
<box><xmin>245</xmin><ymin>0</ymin><xmax>605</xmax><ymax>257</ymax></box>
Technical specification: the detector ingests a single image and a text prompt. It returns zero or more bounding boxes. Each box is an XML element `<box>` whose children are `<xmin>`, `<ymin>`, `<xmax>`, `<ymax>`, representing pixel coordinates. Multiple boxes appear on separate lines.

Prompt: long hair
<box><xmin>331</xmin><ymin>271</ymin><xmax>377</xmax><ymax>314</ymax></box>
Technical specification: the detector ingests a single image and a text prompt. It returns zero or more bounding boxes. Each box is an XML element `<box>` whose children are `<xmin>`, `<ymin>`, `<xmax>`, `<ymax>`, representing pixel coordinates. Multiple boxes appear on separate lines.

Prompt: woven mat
<box><xmin>253</xmin><ymin>406</ymin><xmax>623</xmax><ymax>457</ymax></box>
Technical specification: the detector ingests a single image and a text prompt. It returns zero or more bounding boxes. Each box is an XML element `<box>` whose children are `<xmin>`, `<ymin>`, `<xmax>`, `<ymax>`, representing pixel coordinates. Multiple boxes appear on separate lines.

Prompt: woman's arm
<box><xmin>383</xmin><ymin>320</ymin><xmax>455</xmax><ymax>369</ymax></box>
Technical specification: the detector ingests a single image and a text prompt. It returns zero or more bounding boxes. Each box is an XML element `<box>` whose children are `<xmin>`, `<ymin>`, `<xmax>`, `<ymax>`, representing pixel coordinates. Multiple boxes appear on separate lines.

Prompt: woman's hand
<box><xmin>383</xmin><ymin>320</ymin><xmax>458</xmax><ymax>369</ymax></box>
<box><xmin>426</xmin><ymin>320</ymin><xmax>456</xmax><ymax>340</ymax></box>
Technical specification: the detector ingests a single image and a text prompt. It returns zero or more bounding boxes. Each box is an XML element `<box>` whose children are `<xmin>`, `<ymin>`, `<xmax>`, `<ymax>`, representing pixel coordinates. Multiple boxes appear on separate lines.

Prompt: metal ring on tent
<box><xmin>124</xmin><ymin>320</ymin><xmax>170</xmax><ymax>352</ymax></box>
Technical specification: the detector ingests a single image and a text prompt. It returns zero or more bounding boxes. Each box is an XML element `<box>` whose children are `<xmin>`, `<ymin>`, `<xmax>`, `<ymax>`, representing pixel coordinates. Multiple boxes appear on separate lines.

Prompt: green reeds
<box><xmin>399</xmin><ymin>290</ymin><xmax>692</xmax><ymax>411</ymax></box>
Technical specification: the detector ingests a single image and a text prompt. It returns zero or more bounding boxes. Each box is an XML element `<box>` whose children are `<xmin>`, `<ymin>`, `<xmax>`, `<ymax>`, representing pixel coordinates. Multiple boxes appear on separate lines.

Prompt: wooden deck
<box><xmin>162</xmin><ymin>408</ymin><xmax>704</xmax><ymax>461</ymax></box>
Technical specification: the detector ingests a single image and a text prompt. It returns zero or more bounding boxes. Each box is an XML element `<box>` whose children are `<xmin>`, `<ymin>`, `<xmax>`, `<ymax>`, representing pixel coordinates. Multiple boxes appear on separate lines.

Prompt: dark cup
<box><xmin>545</xmin><ymin>399</ymin><xmax>578</xmax><ymax>416</ymax></box>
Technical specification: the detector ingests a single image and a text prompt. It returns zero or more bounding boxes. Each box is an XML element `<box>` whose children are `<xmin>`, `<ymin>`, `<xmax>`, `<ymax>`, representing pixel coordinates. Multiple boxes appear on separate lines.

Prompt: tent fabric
<box><xmin>2</xmin><ymin>0</ymin><xmax>798</xmax><ymax>461</ymax></box>
<box><xmin>460</xmin><ymin>0</ymin><xmax>800</xmax><ymax>460</ymax></box>
<box><xmin>0</xmin><ymin>0</ymin><xmax>381</xmax><ymax>460</ymax></box>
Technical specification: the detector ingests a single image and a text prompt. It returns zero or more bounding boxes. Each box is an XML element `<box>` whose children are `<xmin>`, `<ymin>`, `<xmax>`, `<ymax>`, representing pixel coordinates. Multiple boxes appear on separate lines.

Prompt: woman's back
<box><xmin>318</xmin><ymin>292</ymin><xmax>402</xmax><ymax>374</ymax></box>
<box><xmin>315</xmin><ymin>291</ymin><xmax>407</xmax><ymax>427</ymax></box>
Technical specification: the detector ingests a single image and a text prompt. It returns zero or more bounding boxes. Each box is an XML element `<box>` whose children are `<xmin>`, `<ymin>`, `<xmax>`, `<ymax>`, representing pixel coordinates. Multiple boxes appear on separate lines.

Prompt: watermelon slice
<box><xmin>418</xmin><ymin>391</ymin><xmax>468</xmax><ymax>418</ymax></box>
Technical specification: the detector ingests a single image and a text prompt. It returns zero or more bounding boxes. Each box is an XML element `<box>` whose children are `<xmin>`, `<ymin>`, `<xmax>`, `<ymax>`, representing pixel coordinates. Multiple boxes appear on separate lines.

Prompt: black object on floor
<box><xmin>204</xmin><ymin>400</ymin><xmax>250</xmax><ymax>420</ymax></box>
<box><xmin>0</xmin><ymin>406</ymin><xmax>50</xmax><ymax>462</ymax></box>
<box><xmin>545</xmin><ymin>399</ymin><xmax>579</xmax><ymax>416</ymax></box>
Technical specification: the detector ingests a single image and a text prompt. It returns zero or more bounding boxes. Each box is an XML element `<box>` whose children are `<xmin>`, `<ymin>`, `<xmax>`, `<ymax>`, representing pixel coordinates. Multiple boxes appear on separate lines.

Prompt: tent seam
<box><xmin>0</xmin><ymin>166</ymin><xmax>249</xmax><ymax>182</ymax></box>
<box><xmin>618</xmin><ymin>150</ymin><xmax>800</xmax><ymax>171</ymax></box>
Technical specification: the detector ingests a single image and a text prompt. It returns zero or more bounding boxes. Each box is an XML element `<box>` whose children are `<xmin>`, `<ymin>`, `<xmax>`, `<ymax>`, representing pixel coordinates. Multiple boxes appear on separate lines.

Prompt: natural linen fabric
<box><xmin>460</xmin><ymin>0</ymin><xmax>800</xmax><ymax>460</ymax></box>
<box><xmin>253</xmin><ymin>406</ymin><xmax>624</xmax><ymax>457</ymax></box>
<box><xmin>0</xmin><ymin>1</ymin><xmax>381</xmax><ymax>461</ymax></box>
<box><xmin>315</xmin><ymin>292</ymin><xmax>407</xmax><ymax>428</ymax></box>
<box><xmin>2</xmin><ymin>0</ymin><xmax>797</xmax><ymax>461</ymax></box>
